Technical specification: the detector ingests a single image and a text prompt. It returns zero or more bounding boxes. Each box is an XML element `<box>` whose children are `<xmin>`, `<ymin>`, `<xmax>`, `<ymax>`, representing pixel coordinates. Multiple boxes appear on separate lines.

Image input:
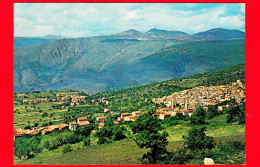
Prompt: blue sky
<box><xmin>14</xmin><ymin>3</ymin><xmax>245</xmax><ymax>38</ymax></box>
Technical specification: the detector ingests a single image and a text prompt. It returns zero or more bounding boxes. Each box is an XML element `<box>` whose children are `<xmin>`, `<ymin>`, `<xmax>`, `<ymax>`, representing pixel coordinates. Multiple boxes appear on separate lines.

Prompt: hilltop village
<box><xmin>14</xmin><ymin>80</ymin><xmax>245</xmax><ymax>139</ymax></box>
<box><xmin>152</xmin><ymin>80</ymin><xmax>245</xmax><ymax>111</ymax></box>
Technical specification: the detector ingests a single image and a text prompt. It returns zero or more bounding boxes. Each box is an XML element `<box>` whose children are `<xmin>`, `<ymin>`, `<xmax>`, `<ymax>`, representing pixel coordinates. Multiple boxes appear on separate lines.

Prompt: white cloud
<box><xmin>14</xmin><ymin>3</ymin><xmax>245</xmax><ymax>37</ymax></box>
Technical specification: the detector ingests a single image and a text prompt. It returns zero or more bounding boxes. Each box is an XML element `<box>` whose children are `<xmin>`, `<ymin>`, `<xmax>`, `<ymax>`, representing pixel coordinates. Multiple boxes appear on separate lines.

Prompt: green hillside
<box><xmin>14</xmin><ymin>29</ymin><xmax>245</xmax><ymax>94</ymax></box>
<box><xmin>92</xmin><ymin>64</ymin><xmax>245</xmax><ymax>112</ymax></box>
<box><xmin>14</xmin><ymin>64</ymin><xmax>245</xmax><ymax>165</ymax></box>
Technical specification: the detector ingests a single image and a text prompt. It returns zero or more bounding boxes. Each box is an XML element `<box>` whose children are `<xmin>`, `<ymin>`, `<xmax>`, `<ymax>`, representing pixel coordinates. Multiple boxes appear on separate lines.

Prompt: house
<box><xmin>182</xmin><ymin>109</ymin><xmax>193</xmax><ymax>117</ymax></box>
<box><xmin>159</xmin><ymin>113</ymin><xmax>171</xmax><ymax>120</ymax></box>
<box><xmin>132</xmin><ymin>111</ymin><xmax>142</xmax><ymax>117</ymax></box>
<box><xmin>96</xmin><ymin>116</ymin><xmax>107</xmax><ymax>123</ymax></box>
<box><xmin>208</xmin><ymin>100</ymin><xmax>219</xmax><ymax>106</ymax></box>
<box><xmin>41</xmin><ymin>125</ymin><xmax>59</xmax><ymax>135</ymax></box>
<box><xmin>218</xmin><ymin>105</ymin><xmax>226</xmax><ymax>111</ymax></box>
<box><xmin>77</xmin><ymin>117</ymin><xmax>90</xmax><ymax>126</ymax></box>
<box><xmin>114</xmin><ymin>121</ymin><xmax>119</xmax><ymax>125</ymax></box>
<box><xmin>70</xmin><ymin>102</ymin><xmax>76</xmax><ymax>106</ymax></box>
<box><xmin>121</xmin><ymin>113</ymin><xmax>132</xmax><ymax>117</ymax></box>
<box><xmin>14</xmin><ymin>129</ymin><xmax>29</xmax><ymax>139</ymax></box>
<box><xmin>155</xmin><ymin>110</ymin><xmax>164</xmax><ymax>118</ymax></box>
<box><xmin>172</xmin><ymin>110</ymin><xmax>183</xmax><ymax>116</ymax></box>
<box><xmin>98</xmin><ymin>123</ymin><xmax>104</xmax><ymax>129</ymax></box>
<box><xmin>117</xmin><ymin>117</ymin><xmax>124</xmax><ymax>122</ymax></box>
<box><xmin>124</xmin><ymin>115</ymin><xmax>137</xmax><ymax>121</ymax></box>
<box><xmin>57</xmin><ymin>124</ymin><xmax>69</xmax><ymax>130</ymax></box>
<box><xmin>69</xmin><ymin>122</ymin><xmax>77</xmax><ymax>130</ymax></box>
<box><xmin>104</xmin><ymin>108</ymin><xmax>111</xmax><ymax>113</ymax></box>
<box><xmin>160</xmin><ymin>108</ymin><xmax>176</xmax><ymax>114</ymax></box>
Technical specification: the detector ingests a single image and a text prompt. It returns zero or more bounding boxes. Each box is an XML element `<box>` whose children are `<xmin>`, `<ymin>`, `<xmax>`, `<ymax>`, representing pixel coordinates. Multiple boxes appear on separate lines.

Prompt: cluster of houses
<box><xmin>14</xmin><ymin>117</ymin><xmax>91</xmax><ymax>140</ymax></box>
<box><xmin>117</xmin><ymin>111</ymin><xmax>142</xmax><ymax>122</ymax></box>
<box><xmin>152</xmin><ymin>80</ymin><xmax>245</xmax><ymax>110</ymax></box>
<box><xmin>55</xmin><ymin>94</ymin><xmax>87</xmax><ymax>106</ymax></box>
<box><xmin>91</xmin><ymin>98</ymin><xmax>110</xmax><ymax>105</ymax></box>
<box><xmin>14</xmin><ymin>124</ymin><xmax>69</xmax><ymax>139</ymax></box>
<box><xmin>155</xmin><ymin>108</ymin><xmax>194</xmax><ymax>119</ymax></box>
<box><xmin>22</xmin><ymin>98</ymin><xmax>48</xmax><ymax>104</ymax></box>
<box><xmin>22</xmin><ymin>94</ymin><xmax>87</xmax><ymax>106</ymax></box>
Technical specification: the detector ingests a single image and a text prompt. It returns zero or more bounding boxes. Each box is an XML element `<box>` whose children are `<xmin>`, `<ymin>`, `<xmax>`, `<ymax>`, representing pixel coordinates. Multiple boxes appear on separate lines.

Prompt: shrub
<box><xmin>24</xmin><ymin>125</ymin><xmax>31</xmax><ymax>129</ymax></box>
<box><xmin>206</xmin><ymin>106</ymin><xmax>219</xmax><ymax>119</ymax></box>
<box><xmin>33</xmin><ymin>122</ymin><xmax>39</xmax><ymax>127</ymax></box>
<box><xmin>48</xmin><ymin>143</ymin><xmax>58</xmax><ymax>151</ymax></box>
<box><xmin>62</xmin><ymin>144</ymin><xmax>72</xmax><ymax>154</ymax></box>
<box><xmin>83</xmin><ymin>137</ymin><xmax>91</xmax><ymax>147</ymax></box>
<box><xmin>183</xmin><ymin>126</ymin><xmax>215</xmax><ymax>151</ymax></box>
<box><xmin>190</xmin><ymin>106</ymin><xmax>206</xmax><ymax>125</ymax></box>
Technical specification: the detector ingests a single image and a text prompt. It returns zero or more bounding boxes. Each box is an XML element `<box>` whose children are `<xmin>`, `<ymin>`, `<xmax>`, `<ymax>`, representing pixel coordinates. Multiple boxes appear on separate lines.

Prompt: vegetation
<box><xmin>14</xmin><ymin>64</ymin><xmax>245</xmax><ymax>164</ymax></box>
<box><xmin>62</xmin><ymin>144</ymin><xmax>72</xmax><ymax>154</ymax></box>
<box><xmin>226</xmin><ymin>102</ymin><xmax>245</xmax><ymax>124</ymax></box>
<box><xmin>95</xmin><ymin>124</ymin><xmax>126</xmax><ymax>144</ymax></box>
<box><xmin>130</xmin><ymin>112</ymin><xmax>169</xmax><ymax>164</ymax></box>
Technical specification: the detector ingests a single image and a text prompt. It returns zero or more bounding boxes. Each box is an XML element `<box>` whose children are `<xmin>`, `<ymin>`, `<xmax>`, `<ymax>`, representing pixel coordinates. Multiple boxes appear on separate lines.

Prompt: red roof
<box><xmin>70</xmin><ymin>122</ymin><xmax>77</xmax><ymax>125</ymax></box>
<box><xmin>98</xmin><ymin>123</ymin><xmax>104</xmax><ymax>127</ymax></box>
<box><xmin>14</xmin><ymin>130</ymin><xmax>18</xmax><ymax>137</ymax></box>
<box><xmin>121</xmin><ymin>113</ymin><xmax>131</xmax><ymax>116</ymax></box>
<box><xmin>163</xmin><ymin>113</ymin><xmax>171</xmax><ymax>116</ymax></box>
<box><xmin>175</xmin><ymin>110</ymin><xmax>182</xmax><ymax>114</ymax></box>
<box><xmin>78</xmin><ymin>117</ymin><xmax>88</xmax><ymax>121</ymax></box>
<box><xmin>183</xmin><ymin>110</ymin><xmax>192</xmax><ymax>113</ymax></box>
<box><xmin>161</xmin><ymin>108</ymin><xmax>175</xmax><ymax>111</ymax></box>
<box><xmin>118</xmin><ymin>117</ymin><xmax>124</xmax><ymax>120</ymax></box>
<box><xmin>128</xmin><ymin>115</ymin><xmax>136</xmax><ymax>119</ymax></box>
<box><xmin>133</xmin><ymin>111</ymin><xmax>142</xmax><ymax>114</ymax></box>
<box><xmin>208</xmin><ymin>100</ymin><xmax>218</xmax><ymax>103</ymax></box>
<box><xmin>97</xmin><ymin>116</ymin><xmax>107</xmax><ymax>120</ymax></box>
<box><xmin>156</xmin><ymin>110</ymin><xmax>164</xmax><ymax>114</ymax></box>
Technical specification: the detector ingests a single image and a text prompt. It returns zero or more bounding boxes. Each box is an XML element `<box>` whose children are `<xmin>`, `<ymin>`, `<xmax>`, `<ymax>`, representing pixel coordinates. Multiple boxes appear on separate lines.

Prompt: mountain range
<box><xmin>14</xmin><ymin>28</ymin><xmax>245</xmax><ymax>94</ymax></box>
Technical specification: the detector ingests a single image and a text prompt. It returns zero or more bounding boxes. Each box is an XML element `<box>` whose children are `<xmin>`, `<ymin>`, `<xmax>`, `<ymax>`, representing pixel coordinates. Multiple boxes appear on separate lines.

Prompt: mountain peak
<box><xmin>146</xmin><ymin>28</ymin><xmax>187</xmax><ymax>35</ymax></box>
<box><xmin>117</xmin><ymin>29</ymin><xmax>142</xmax><ymax>36</ymax></box>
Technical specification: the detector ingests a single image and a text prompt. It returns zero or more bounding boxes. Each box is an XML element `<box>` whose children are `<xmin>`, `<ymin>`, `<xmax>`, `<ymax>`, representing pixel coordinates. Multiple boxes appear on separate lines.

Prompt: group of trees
<box><xmin>128</xmin><ymin>107</ymin><xmax>216</xmax><ymax>164</ymax></box>
<box><xmin>95</xmin><ymin>119</ymin><xmax>127</xmax><ymax>144</ymax></box>
<box><xmin>14</xmin><ymin>125</ymin><xmax>94</xmax><ymax>159</ymax></box>
<box><xmin>14</xmin><ymin>136</ymin><xmax>42</xmax><ymax>159</ymax></box>
<box><xmin>226</xmin><ymin>102</ymin><xmax>245</xmax><ymax>124</ymax></box>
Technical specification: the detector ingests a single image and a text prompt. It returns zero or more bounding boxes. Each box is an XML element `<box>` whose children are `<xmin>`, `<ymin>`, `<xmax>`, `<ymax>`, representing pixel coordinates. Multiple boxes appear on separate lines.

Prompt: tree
<box><xmin>24</xmin><ymin>125</ymin><xmax>31</xmax><ymax>129</ymax></box>
<box><xmin>130</xmin><ymin>111</ymin><xmax>169</xmax><ymax>164</ymax></box>
<box><xmin>190</xmin><ymin>106</ymin><xmax>206</xmax><ymax>125</ymax></box>
<box><xmin>226</xmin><ymin>102</ymin><xmax>245</xmax><ymax>124</ymax></box>
<box><xmin>238</xmin><ymin>102</ymin><xmax>245</xmax><ymax>124</ymax></box>
<box><xmin>42</xmin><ymin>112</ymin><xmax>48</xmax><ymax>117</ymax></box>
<box><xmin>33</xmin><ymin>122</ymin><xmax>39</xmax><ymax>127</ymax></box>
<box><xmin>14</xmin><ymin>136</ymin><xmax>42</xmax><ymax>159</ymax></box>
<box><xmin>74</xmin><ymin>125</ymin><xmax>93</xmax><ymax>138</ymax></box>
<box><xmin>183</xmin><ymin>125</ymin><xmax>215</xmax><ymax>151</ymax></box>
<box><xmin>95</xmin><ymin>125</ymin><xmax>126</xmax><ymax>144</ymax></box>
<box><xmin>206</xmin><ymin>105</ymin><xmax>219</xmax><ymax>119</ymax></box>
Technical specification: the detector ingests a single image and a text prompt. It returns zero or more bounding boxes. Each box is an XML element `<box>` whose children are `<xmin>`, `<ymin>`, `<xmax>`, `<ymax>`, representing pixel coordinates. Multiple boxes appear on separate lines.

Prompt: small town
<box><xmin>153</xmin><ymin>80</ymin><xmax>245</xmax><ymax>111</ymax></box>
<box><xmin>14</xmin><ymin>80</ymin><xmax>245</xmax><ymax>140</ymax></box>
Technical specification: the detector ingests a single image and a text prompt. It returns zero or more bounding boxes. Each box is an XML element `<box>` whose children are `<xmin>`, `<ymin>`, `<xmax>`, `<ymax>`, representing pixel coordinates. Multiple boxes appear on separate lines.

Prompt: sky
<box><xmin>14</xmin><ymin>3</ymin><xmax>245</xmax><ymax>38</ymax></box>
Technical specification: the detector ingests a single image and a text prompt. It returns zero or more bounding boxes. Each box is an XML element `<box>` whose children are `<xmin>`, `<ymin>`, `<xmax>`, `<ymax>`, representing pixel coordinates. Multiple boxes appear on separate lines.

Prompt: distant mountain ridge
<box><xmin>14</xmin><ymin>35</ymin><xmax>67</xmax><ymax>48</ymax></box>
<box><xmin>14</xmin><ymin>28</ymin><xmax>245</xmax><ymax>94</ymax></box>
<box><xmin>194</xmin><ymin>28</ymin><xmax>245</xmax><ymax>40</ymax></box>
